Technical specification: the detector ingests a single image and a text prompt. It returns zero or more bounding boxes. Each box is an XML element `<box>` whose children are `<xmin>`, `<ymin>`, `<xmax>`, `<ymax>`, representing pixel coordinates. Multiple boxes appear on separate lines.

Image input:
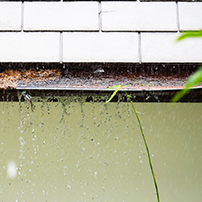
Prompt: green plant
<box><xmin>171</xmin><ymin>65</ymin><xmax>202</xmax><ymax>102</ymax></box>
<box><xmin>105</xmin><ymin>30</ymin><xmax>202</xmax><ymax>199</ymax></box>
<box><xmin>172</xmin><ymin>30</ymin><xmax>202</xmax><ymax>102</ymax></box>
<box><xmin>177</xmin><ymin>30</ymin><xmax>202</xmax><ymax>41</ymax></box>
<box><xmin>106</xmin><ymin>85</ymin><xmax>160</xmax><ymax>202</ymax></box>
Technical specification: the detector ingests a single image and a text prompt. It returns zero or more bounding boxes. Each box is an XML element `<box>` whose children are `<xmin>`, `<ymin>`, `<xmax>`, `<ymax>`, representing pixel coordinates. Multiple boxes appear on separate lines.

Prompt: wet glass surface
<box><xmin>0</xmin><ymin>98</ymin><xmax>202</xmax><ymax>201</ymax></box>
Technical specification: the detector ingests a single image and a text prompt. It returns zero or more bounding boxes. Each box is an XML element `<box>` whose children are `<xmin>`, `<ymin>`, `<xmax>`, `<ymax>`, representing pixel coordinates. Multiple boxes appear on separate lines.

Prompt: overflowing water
<box><xmin>0</xmin><ymin>97</ymin><xmax>202</xmax><ymax>201</ymax></box>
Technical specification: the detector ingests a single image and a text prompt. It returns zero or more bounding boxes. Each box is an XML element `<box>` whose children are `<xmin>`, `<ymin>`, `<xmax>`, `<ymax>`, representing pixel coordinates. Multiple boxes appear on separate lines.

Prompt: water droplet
<box><xmin>7</xmin><ymin>161</ymin><xmax>17</xmax><ymax>179</ymax></box>
<box><xmin>94</xmin><ymin>171</ymin><xmax>97</xmax><ymax>178</ymax></box>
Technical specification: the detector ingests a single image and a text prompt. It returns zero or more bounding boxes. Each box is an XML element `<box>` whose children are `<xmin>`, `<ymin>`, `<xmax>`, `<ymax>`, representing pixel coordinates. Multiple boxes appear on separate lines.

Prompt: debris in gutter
<box><xmin>0</xmin><ymin>63</ymin><xmax>201</xmax><ymax>90</ymax></box>
<box><xmin>0</xmin><ymin>69</ymin><xmax>61</xmax><ymax>90</ymax></box>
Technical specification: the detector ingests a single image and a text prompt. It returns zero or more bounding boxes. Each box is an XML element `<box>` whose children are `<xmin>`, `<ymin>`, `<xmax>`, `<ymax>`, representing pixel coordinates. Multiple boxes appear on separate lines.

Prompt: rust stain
<box><xmin>0</xmin><ymin>69</ymin><xmax>61</xmax><ymax>89</ymax></box>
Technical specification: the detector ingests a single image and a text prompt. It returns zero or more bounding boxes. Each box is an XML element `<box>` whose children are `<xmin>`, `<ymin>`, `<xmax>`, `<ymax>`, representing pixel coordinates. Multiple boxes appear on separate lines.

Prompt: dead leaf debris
<box><xmin>0</xmin><ymin>69</ymin><xmax>61</xmax><ymax>89</ymax></box>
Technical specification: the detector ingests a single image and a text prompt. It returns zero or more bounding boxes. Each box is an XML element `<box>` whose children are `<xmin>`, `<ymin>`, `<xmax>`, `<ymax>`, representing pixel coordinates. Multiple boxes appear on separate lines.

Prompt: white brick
<box><xmin>102</xmin><ymin>2</ymin><xmax>177</xmax><ymax>31</ymax></box>
<box><xmin>0</xmin><ymin>2</ymin><xmax>21</xmax><ymax>30</ymax></box>
<box><xmin>0</xmin><ymin>32</ymin><xmax>60</xmax><ymax>62</ymax></box>
<box><xmin>24</xmin><ymin>2</ymin><xmax>98</xmax><ymax>31</ymax></box>
<box><xmin>63</xmin><ymin>32</ymin><xmax>139</xmax><ymax>62</ymax></box>
<box><xmin>141</xmin><ymin>33</ymin><xmax>202</xmax><ymax>63</ymax></box>
<box><xmin>179</xmin><ymin>2</ymin><xmax>202</xmax><ymax>31</ymax></box>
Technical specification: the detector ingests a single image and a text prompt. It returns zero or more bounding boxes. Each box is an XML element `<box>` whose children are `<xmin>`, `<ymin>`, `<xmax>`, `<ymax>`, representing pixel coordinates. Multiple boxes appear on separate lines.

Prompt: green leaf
<box><xmin>171</xmin><ymin>65</ymin><xmax>202</xmax><ymax>102</ymax></box>
<box><xmin>174</xmin><ymin>30</ymin><xmax>202</xmax><ymax>102</ymax></box>
<box><xmin>185</xmin><ymin>65</ymin><xmax>202</xmax><ymax>88</ymax></box>
<box><xmin>177</xmin><ymin>30</ymin><xmax>202</xmax><ymax>41</ymax></box>
<box><xmin>171</xmin><ymin>88</ymin><xmax>191</xmax><ymax>102</ymax></box>
<box><xmin>105</xmin><ymin>84</ymin><xmax>160</xmax><ymax>202</ymax></box>
<box><xmin>106</xmin><ymin>84</ymin><xmax>121</xmax><ymax>104</ymax></box>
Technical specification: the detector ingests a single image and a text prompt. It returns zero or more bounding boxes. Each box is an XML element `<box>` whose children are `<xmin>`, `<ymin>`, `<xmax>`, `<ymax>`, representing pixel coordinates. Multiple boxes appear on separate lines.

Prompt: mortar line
<box><xmin>59</xmin><ymin>32</ymin><xmax>63</xmax><ymax>63</ymax></box>
<box><xmin>138</xmin><ymin>32</ymin><xmax>142</xmax><ymax>64</ymax></box>
<box><xmin>98</xmin><ymin>1</ymin><xmax>102</xmax><ymax>32</ymax></box>
<box><xmin>176</xmin><ymin>1</ymin><xmax>180</xmax><ymax>32</ymax></box>
<box><xmin>21</xmin><ymin>1</ymin><xmax>24</xmax><ymax>32</ymax></box>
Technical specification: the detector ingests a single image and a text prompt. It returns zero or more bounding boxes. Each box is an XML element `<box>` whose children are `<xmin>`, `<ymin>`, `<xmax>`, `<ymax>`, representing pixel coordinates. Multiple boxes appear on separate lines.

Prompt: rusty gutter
<box><xmin>0</xmin><ymin>63</ymin><xmax>202</xmax><ymax>102</ymax></box>
<box><xmin>15</xmin><ymin>85</ymin><xmax>202</xmax><ymax>91</ymax></box>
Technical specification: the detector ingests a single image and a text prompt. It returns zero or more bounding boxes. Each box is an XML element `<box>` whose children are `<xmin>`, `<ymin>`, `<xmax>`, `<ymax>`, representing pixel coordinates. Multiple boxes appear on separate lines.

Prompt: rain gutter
<box><xmin>0</xmin><ymin>63</ymin><xmax>202</xmax><ymax>102</ymax></box>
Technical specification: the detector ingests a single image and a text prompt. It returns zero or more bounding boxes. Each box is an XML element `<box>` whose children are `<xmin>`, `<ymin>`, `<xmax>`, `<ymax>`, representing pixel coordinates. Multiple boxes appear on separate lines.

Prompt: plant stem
<box><xmin>124</xmin><ymin>91</ymin><xmax>160</xmax><ymax>202</ymax></box>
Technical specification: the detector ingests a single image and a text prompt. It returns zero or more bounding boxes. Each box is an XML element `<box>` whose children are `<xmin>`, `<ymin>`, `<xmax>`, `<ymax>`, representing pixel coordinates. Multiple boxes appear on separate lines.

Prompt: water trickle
<box><xmin>0</xmin><ymin>95</ymin><xmax>202</xmax><ymax>201</ymax></box>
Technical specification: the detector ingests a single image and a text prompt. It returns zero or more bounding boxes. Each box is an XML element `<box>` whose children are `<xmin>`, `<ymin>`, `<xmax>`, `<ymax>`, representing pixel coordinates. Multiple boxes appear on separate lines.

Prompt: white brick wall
<box><xmin>178</xmin><ymin>2</ymin><xmax>202</xmax><ymax>31</ymax></box>
<box><xmin>0</xmin><ymin>1</ymin><xmax>201</xmax><ymax>63</ymax></box>
<box><xmin>141</xmin><ymin>33</ymin><xmax>202</xmax><ymax>63</ymax></box>
<box><xmin>0</xmin><ymin>32</ymin><xmax>60</xmax><ymax>62</ymax></box>
<box><xmin>24</xmin><ymin>2</ymin><xmax>99</xmax><ymax>31</ymax></box>
<box><xmin>0</xmin><ymin>2</ymin><xmax>21</xmax><ymax>30</ymax></box>
<box><xmin>63</xmin><ymin>32</ymin><xmax>139</xmax><ymax>62</ymax></box>
<box><xmin>102</xmin><ymin>2</ymin><xmax>177</xmax><ymax>31</ymax></box>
